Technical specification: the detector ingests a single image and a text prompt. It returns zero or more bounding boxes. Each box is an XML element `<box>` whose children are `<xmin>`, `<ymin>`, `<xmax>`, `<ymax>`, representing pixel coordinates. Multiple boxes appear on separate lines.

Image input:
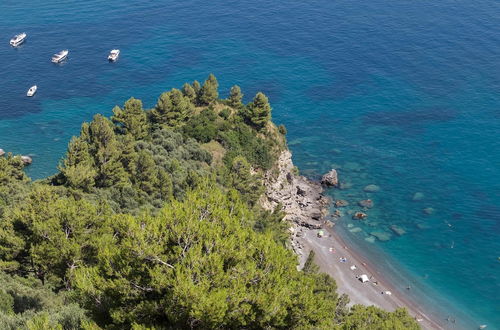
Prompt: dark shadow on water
<box><xmin>362</xmin><ymin>107</ymin><xmax>458</xmax><ymax>127</ymax></box>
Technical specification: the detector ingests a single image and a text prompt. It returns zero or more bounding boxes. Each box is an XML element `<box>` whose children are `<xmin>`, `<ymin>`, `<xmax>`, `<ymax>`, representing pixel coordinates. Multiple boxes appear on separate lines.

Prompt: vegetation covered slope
<box><xmin>0</xmin><ymin>75</ymin><xmax>419</xmax><ymax>329</ymax></box>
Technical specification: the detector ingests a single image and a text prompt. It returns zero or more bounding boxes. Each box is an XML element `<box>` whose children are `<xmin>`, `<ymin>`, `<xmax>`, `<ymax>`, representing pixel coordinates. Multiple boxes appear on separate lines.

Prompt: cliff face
<box><xmin>260</xmin><ymin>150</ymin><xmax>330</xmax><ymax>267</ymax></box>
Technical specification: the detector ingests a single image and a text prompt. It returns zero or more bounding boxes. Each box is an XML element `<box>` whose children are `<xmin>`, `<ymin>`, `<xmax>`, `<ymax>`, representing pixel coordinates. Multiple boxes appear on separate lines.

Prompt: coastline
<box><xmin>262</xmin><ymin>150</ymin><xmax>446</xmax><ymax>330</ymax></box>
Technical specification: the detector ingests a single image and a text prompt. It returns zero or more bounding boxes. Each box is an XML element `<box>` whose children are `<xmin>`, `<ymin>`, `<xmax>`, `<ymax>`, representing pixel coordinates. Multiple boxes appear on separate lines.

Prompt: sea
<box><xmin>1</xmin><ymin>1</ymin><xmax>499</xmax><ymax>328</ymax></box>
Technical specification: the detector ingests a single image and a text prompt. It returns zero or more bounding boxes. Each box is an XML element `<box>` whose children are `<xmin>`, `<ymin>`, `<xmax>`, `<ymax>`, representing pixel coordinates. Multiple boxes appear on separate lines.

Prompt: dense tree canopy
<box><xmin>0</xmin><ymin>75</ymin><xmax>419</xmax><ymax>329</ymax></box>
<box><xmin>245</xmin><ymin>92</ymin><xmax>272</xmax><ymax>130</ymax></box>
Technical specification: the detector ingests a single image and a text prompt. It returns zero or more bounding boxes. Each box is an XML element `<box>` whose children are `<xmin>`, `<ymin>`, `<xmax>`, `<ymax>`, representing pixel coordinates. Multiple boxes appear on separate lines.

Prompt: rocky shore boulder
<box><xmin>321</xmin><ymin>169</ymin><xmax>338</xmax><ymax>187</ymax></box>
<box><xmin>334</xmin><ymin>199</ymin><xmax>349</xmax><ymax>208</ymax></box>
<box><xmin>352</xmin><ymin>212</ymin><xmax>367</xmax><ymax>220</ymax></box>
<box><xmin>358</xmin><ymin>199</ymin><xmax>374</xmax><ymax>208</ymax></box>
<box><xmin>20</xmin><ymin>156</ymin><xmax>32</xmax><ymax>165</ymax></box>
<box><xmin>0</xmin><ymin>149</ymin><xmax>5</xmax><ymax>156</ymax></box>
<box><xmin>363</xmin><ymin>184</ymin><xmax>380</xmax><ymax>193</ymax></box>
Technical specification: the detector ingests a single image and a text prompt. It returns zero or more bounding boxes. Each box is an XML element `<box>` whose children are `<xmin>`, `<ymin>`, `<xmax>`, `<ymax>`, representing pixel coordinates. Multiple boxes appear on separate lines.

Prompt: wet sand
<box><xmin>298</xmin><ymin>225</ymin><xmax>446</xmax><ymax>330</ymax></box>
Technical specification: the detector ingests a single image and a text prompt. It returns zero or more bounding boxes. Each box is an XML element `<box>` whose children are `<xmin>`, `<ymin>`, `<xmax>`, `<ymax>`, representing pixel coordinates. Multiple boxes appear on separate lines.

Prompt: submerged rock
<box><xmin>349</xmin><ymin>227</ymin><xmax>362</xmax><ymax>233</ymax></box>
<box><xmin>339</xmin><ymin>182</ymin><xmax>352</xmax><ymax>190</ymax></box>
<box><xmin>365</xmin><ymin>236</ymin><xmax>376</xmax><ymax>243</ymax></box>
<box><xmin>344</xmin><ymin>162</ymin><xmax>363</xmax><ymax>172</ymax></box>
<box><xmin>321</xmin><ymin>169</ymin><xmax>338</xmax><ymax>187</ymax></box>
<box><xmin>423</xmin><ymin>207</ymin><xmax>435</xmax><ymax>215</ymax></box>
<box><xmin>0</xmin><ymin>149</ymin><xmax>5</xmax><ymax>156</ymax></box>
<box><xmin>358</xmin><ymin>199</ymin><xmax>374</xmax><ymax>208</ymax></box>
<box><xmin>412</xmin><ymin>192</ymin><xmax>425</xmax><ymax>201</ymax></box>
<box><xmin>352</xmin><ymin>212</ymin><xmax>367</xmax><ymax>220</ymax></box>
<box><xmin>370</xmin><ymin>231</ymin><xmax>391</xmax><ymax>242</ymax></box>
<box><xmin>334</xmin><ymin>199</ymin><xmax>349</xmax><ymax>208</ymax></box>
<box><xmin>416</xmin><ymin>223</ymin><xmax>431</xmax><ymax>230</ymax></box>
<box><xmin>363</xmin><ymin>184</ymin><xmax>380</xmax><ymax>193</ymax></box>
<box><xmin>390</xmin><ymin>225</ymin><xmax>406</xmax><ymax>236</ymax></box>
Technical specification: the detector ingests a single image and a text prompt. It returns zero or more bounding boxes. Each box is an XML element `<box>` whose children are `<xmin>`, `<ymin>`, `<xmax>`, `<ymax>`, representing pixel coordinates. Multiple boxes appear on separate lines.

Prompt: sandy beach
<box><xmin>297</xmin><ymin>224</ymin><xmax>446</xmax><ymax>330</ymax></box>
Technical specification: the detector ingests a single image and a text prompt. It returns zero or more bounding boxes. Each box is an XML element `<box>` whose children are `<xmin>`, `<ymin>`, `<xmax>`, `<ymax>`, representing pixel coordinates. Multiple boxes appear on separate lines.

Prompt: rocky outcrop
<box><xmin>260</xmin><ymin>150</ymin><xmax>330</xmax><ymax>267</ymax></box>
<box><xmin>0</xmin><ymin>149</ymin><xmax>5</xmax><ymax>156</ymax></box>
<box><xmin>352</xmin><ymin>212</ymin><xmax>367</xmax><ymax>220</ymax></box>
<box><xmin>321</xmin><ymin>169</ymin><xmax>338</xmax><ymax>187</ymax></box>
<box><xmin>334</xmin><ymin>199</ymin><xmax>349</xmax><ymax>208</ymax></box>
<box><xmin>20</xmin><ymin>156</ymin><xmax>32</xmax><ymax>165</ymax></box>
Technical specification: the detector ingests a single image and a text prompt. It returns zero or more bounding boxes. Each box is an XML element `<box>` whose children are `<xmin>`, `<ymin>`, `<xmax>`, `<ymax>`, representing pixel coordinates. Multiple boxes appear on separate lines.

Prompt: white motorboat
<box><xmin>52</xmin><ymin>50</ymin><xmax>68</xmax><ymax>63</ymax></box>
<box><xmin>10</xmin><ymin>33</ymin><xmax>27</xmax><ymax>47</ymax></box>
<box><xmin>27</xmin><ymin>85</ymin><xmax>37</xmax><ymax>97</ymax></box>
<box><xmin>108</xmin><ymin>49</ymin><xmax>120</xmax><ymax>61</ymax></box>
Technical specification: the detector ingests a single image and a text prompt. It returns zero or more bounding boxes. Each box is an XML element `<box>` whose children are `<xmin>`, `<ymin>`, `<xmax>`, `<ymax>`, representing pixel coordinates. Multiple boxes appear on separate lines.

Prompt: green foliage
<box><xmin>219</xmin><ymin>122</ymin><xmax>274</xmax><ymax>170</ymax></box>
<box><xmin>150</xmin><ymin>88</ymin><xmax>193</xmax><ymax>127</ymax></box>
<box><xmin>0</xmin><ymin>272</ymin><xmax>89</xmax><ymax>329</ymax></box>
<box><xmin>183</xmin><ymin>108</ymin><xmax>218</xmax><ymax>143</ymax></box>
<box><xmin>0</xmin><ymin>289</ymin><xmax>14</xmax><ymax>314</ymax></box>
<box><xmin>278</xmin><ymin>124</ymin><xmax>287</xmax><ymax>135</ymax></box>
<box><xmin>198</xmin><ymin>73</ymin><xmax>219</xmax><ymax>105</ymax></box>
<box><xmin>111</xmin><ymin>97</ymin><xmax>149</xmax><ymax>139</ymax></box>
<box><xmin>228</xmin><ymin>85</ymin><xmax>243</xmax><ymax>108</ymax></box>
<box><xmin>219</xmin><ymin>107</ymin><xmax>230</xmax><ymax>120</ymax></box>
<box><xmin>58</xmin><ymin>136</ymin><xmax>96</xmax><ymax>191</ymax></box>
<box><xmin>303</xmin><ymin>250</ymin><xmax>320</xmax><ymax>274</ymax></box>
<box><xmin>192</xmin><ymin>80</ymin><xmax>201</xmax><ymax>95</ymax></box>
<box><xmin>87</xmin><ymin>115</ymin><xmax>127</xmax><ymax>187</ymax></box>
<box><xmin>181</xmin><ymin>82</ymin><xmax>196</xmax><ymax>103</ymax></box>
<box><xmin>226</xmin><ymin>156</ymin><xmax>263</xmax><ymax>205</ymax></box>
<box><xmin>71</xmin><ymin>182</ymin><xmax>338</xmax><ymax>329</ymax></box>
<box><xmin>0</xmin><ymin>77</ymin><xmax>420</xmax><ymax>330</ymax></box>
<box><xmin>341</xmin><ymin>305</ymin><xmax>419</xmax><ymax>329</ymax></box>
<box><xmin>244</xmin><ymin>92</ymin><xmax>272</xmax><ymax>130</ymax></box>
<box><xmin>7</xmin><ymin>185</ymin><xmax>112</xmax><ymax>285</ymax></box>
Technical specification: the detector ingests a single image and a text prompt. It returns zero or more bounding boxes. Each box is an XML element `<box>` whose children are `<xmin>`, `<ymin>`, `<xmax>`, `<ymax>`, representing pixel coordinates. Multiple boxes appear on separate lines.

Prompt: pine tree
<box><xmin>111</xmin><ymin>97</ymin><xmax>148</xmax><ymax>139</ymax></box>
<box><xmin>59</xmin><ymin>137</ymin><xmax>96</xmax><ymax>191</ymax></box>
<box><xmin>199</xmin><ymin>73</ymin><xmax>219</xmax><ymax>105</ymax></box>
<box><xmin>134</xmin><ymin>150</ymin><xmax>158</xmax><ymax>194</ymax></box>
<box><xmin>151</xmin><ymin>89</ymin><xmax>192</xmax><ymax>126</ymax></box>
<box><xmin>228</xmin><ymin>156</ymin><xmax>263</xmax><ymax>205</ymax></box>
<box><xmin>181</xmin><ymin>83</ymin><xmax>196</xmax><ymax>104</ymax></box>
<box><xmin>245</xmin><ymin>92</ymin><xmax>271</xmax><ymax>131</ymax></box>
<box><xmin>228</xmin><ymin>85</ymin><xmax>243</xmax><ymax>108</ymax></box>
<box><xmin>192</xmin><ymin>80</ymin><xmax>201</xmax><ymax>95</ymax></box>
<box><xmin>88</xmin><ymin>115</ymin><xmax>127</xmax><ymax>187</ymax></box>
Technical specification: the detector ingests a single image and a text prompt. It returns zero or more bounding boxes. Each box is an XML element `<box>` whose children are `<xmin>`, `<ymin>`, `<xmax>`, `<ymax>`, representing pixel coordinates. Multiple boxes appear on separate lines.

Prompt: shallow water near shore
<box><xmin>1</xmin><ymin>1</ymin><xmax>499</xmax><ymax>328</ymax></box>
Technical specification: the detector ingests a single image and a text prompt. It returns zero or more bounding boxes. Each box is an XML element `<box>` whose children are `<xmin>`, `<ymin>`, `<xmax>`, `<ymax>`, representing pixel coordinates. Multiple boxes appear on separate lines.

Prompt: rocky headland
<box><xmin>260</xmin><ymin>149</ymin><xmax>444</xmax><ymax>329</ymax></box>
<box><xmin>260</xmin><ymin>150</ymin><xmax>331</xmax><ymax>268</ymax></box>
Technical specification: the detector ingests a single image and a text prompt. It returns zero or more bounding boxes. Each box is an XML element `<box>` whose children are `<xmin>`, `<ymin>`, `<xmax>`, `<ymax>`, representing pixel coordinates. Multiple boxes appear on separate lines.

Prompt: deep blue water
<box><xmin>1</xmin><ymin>1</ymin><xmax>499</xmax><ymax>328</ymax></box>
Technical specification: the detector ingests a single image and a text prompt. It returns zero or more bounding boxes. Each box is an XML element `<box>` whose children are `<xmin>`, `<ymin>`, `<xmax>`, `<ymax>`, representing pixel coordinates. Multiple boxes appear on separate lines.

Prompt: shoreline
<box><xmin>297</xmin><ymin>224</ymin><xmax>445</xmax><ymax>329</ymax></box>
<box><xmin>263</xmin><ymin>150</ymin><xmax>447</xmax><ymax>330</ymax></box>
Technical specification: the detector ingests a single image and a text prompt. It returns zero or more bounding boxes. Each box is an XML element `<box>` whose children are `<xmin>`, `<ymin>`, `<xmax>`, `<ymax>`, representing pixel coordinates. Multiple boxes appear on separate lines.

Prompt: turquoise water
<box><xmin>1</xmin><ymin>1</ymin><xmax>499</xmax><ymax>328</ymax></box>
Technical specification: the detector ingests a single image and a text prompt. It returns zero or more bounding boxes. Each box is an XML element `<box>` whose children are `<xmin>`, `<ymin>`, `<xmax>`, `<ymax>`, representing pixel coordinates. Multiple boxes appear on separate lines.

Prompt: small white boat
<box><xmin>10</xmin><ymin>33</ymin><xmax>27</xmax><ymax>47</ymax></box>
<box><xmin>27</xmin><ymin>85</ymin><xmax>37</xmax><ymax>97</ymax></box>
<box><xmin>108</xmin><ymin>49</ymin><xmax>120</xmax><ymax>61</ymax></box>
<box><xmin>52</xmin><ymin>50</ymin><xmax>68</xmax><ymax>63</ymax></box>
